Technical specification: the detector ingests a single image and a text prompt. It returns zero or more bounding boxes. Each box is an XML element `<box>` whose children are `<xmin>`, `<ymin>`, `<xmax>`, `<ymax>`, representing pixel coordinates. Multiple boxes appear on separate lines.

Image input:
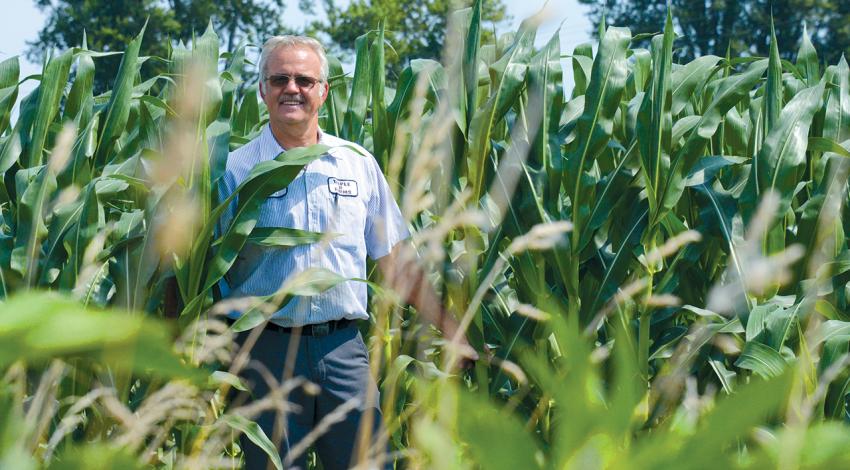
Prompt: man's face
<box><xmin>260</xmin><ymin>45</ymin><xmax>329</xmax><ymax>132</ymax></box>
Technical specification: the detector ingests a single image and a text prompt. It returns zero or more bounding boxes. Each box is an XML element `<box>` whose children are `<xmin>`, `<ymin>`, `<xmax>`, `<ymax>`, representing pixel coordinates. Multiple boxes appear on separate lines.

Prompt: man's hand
<box><xmin>437</xmin><ymin>308</ymin><xmax>480</xmax><ymax>370</ymax></box>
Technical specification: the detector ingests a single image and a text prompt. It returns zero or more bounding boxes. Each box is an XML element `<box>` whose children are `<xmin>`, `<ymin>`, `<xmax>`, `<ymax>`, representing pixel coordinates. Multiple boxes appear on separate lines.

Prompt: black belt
<box><xmin>228</xmin><ymin>317</ymin><xmax>355</xmax><ymax>336</ymax></box>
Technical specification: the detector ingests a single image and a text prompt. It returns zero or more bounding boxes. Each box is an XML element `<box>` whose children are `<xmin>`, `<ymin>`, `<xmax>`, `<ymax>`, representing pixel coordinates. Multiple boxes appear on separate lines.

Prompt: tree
<box><xmin>578</xmin><ymin>0</ymin><xmax>850</xmax><ymax>63</ymax></box>
<box><xmin>306</xmin><ymin>0</ymin><xmax>508</xmax><ymax>80</ymax></box>
<box><xmin>169</xmin><ymin>0</ymin><xmax>289</xmax><ymax>52</ymax></box>
<box><xmin>27</xmin><ymin>0</ymin><xmax>288</xmax><ymax>92</ymax></box>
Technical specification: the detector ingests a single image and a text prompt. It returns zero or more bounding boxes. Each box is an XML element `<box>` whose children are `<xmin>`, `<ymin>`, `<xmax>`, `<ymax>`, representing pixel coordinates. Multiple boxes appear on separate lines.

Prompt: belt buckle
<box><xmin>313</xmin><ymin>322</ymin><xmax>330</xmax><ymax>337</ymax></box>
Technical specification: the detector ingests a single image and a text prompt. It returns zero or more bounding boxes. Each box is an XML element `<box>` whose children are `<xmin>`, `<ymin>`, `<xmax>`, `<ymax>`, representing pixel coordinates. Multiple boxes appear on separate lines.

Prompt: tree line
<box><xmin>26</xmin><ymin>0</ymin><xmax>507</xmax><ymax>91</ymax></box>
<box><xmin>27</xmin><ymin>1</ymin><xmax>850</xmax><ymax>91</ymax></box>
<box><xmin>579</xmin><ymin>0</ymin><xmax>850</xmax><ymax>63</ymax></box>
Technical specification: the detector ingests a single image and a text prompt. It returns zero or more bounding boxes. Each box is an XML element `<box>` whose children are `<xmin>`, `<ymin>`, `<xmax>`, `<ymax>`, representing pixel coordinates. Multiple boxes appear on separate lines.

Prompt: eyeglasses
<box><xmin>264</xmin><ymin>74</ymin><xmax>321</xmax><ymax>90</ymax></box>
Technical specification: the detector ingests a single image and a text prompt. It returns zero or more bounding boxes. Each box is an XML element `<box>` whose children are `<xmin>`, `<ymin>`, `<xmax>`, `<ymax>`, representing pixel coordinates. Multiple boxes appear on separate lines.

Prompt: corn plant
<box><xmin>2</xmin><ymin>1</ymin><xmax>850</xmax><ymax>468</ymax></box>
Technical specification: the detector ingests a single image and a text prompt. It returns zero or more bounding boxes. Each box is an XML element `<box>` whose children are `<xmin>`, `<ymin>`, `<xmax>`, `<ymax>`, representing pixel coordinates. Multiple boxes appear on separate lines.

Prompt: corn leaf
<box><xmin>25</xmin><ymin>50</ymin><xmax>72</xmax><ymax>168</ymax></box>
<box><xmin>797</xmin><ymin>23</ymin><xmax>820</xmax><ymax>86</ymax></box>
<box><xmin>220</xmin><ymin>414</ymin><xmax>283</xmax><ymax>470</ymax></box>
<box><xmin>95</xmin><ymin>25</ymin><xmax>145</xmax><ymax>168</ymax></box>
<box><xmin>735</xmin><ymin>341</ymin><xmax>787</xmax><ymax>378</ymax></box>
<box><xmin>565</xmin><ymin>26</ymin><xmax>631</xmax><ymax>247</ymax></box>
<box><xmin>638</xmin><ymin>11</ymin><xmax>674</xmax><ymax>224</ymax></box>
<box><xmin>0</xmin><ymin>56</ymin><xmax>20</xmax><ymax>136</ymax></box>
<box><xmin>467</xmin><ymin>20</ymin><xmax>535</xmax><ymax>203</ymax></box>
<box><xmin>342</xmin><ymin>33</ymin><xmax>372</xmax><ymax>142</ymax></box>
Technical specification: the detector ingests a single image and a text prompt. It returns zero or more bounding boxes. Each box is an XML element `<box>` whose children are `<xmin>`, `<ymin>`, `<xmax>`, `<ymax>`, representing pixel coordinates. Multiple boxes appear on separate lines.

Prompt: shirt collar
<box><xmin>261</xmin><ymin>124</ymin><xmax>342</xmax><ymax>160</ymax></box>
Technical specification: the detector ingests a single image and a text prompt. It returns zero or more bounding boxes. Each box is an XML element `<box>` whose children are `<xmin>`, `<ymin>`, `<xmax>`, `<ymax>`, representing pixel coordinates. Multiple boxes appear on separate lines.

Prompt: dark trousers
<box><xmin>235</xmin><ymin>324</ymin><xmax>385</xmax><ymax>470</ymax></box>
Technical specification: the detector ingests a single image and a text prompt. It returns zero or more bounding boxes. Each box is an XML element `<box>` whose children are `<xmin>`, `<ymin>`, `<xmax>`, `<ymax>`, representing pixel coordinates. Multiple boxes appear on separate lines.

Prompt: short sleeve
<box><xmin>216</xmin><ymin>167</ymin><xmax>238</xmax><ymax>238</ymax></box>
<box><xmin>364</xmin><ymin>157</ymin><xmax>410</xmax><ymax>260</ymax></box>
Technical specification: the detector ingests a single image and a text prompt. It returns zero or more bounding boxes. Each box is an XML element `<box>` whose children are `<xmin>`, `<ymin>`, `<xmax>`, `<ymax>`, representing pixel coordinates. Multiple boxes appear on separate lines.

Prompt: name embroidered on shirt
<box><xmin>327</xmin><ymin>177</ymin><xmax>358</xmax><ymax>197</ymax></box>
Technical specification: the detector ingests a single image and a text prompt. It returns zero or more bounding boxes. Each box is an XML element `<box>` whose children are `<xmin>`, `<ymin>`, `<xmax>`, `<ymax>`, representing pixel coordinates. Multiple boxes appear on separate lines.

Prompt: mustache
<box><xmin>278</xmin><ymin>94</ymin><xmax>304</xmax><ymax>103</ymax></box>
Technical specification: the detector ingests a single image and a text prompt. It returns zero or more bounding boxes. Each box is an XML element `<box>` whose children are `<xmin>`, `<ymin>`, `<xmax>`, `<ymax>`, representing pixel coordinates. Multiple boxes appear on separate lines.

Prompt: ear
<box><xmin>318</xmin><ymin>81</ymin><xmax>329</xmax><ymax>102</ymax></box>
<box><xmin>258</xmin><ymin>80</ymin><xmax>266</xmax><ymax>99</ymax></box>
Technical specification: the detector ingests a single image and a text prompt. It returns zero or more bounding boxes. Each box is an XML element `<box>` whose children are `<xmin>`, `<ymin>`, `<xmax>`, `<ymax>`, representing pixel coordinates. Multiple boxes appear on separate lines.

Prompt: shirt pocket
<box><xmin>326</xmin><ymin>183</ymin><xmax>367</xmax><ymax>243</ymax></box>
<box><xmin>258</xmin><ymin>190</ymin><xmax>294</xmax><ymax>228</ymax></box>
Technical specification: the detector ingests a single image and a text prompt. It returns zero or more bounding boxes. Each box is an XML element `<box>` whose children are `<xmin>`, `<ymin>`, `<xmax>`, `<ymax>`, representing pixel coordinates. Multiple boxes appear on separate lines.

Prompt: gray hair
<box><xmin>258</xmin><ymin>35</ymin><xmax>329</xmax><ymax>92</ymax></box>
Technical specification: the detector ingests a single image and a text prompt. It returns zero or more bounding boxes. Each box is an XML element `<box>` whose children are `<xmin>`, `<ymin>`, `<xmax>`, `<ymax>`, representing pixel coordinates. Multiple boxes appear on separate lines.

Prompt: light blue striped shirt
<box><xmin>218</xmin><ymin>125</ymin><xmax>409</xmax><ymax>326</ymax></box>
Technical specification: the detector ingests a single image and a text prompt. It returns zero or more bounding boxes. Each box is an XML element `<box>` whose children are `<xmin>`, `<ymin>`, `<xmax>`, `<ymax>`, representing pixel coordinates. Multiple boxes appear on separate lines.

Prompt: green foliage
<box><xmin>27</xmin><ymin>0</ymin><xmax>288</xmax><ymax>91</ymax></box>
<box><xmin>308</xmin><ymin>0</ymin><xmax>508</xmax><ymax>80</ymax></box>
<box><xmin>580</xmin><ymin>0</ymin><xmax>850</xmax><ymax>64</ymax></box>
<box><xmin>3</xmin><ymin>3</ymin><xmax>850</xmax><ymax>469</ymax></box>
<box><xmin>0</xmin><ymin>292</ymin><xmax>201</xmax><ymax>379</ymax></box>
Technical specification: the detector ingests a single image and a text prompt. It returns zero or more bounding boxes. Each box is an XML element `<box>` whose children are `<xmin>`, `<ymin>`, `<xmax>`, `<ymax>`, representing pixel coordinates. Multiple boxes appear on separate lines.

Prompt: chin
<box><xmin>277</xmin><ymin>110</ymin><xmax>306</xmax><ymax>120</ymax></box>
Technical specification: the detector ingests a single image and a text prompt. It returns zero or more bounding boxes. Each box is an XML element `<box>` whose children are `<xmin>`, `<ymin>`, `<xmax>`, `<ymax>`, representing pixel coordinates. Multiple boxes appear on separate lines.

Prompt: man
<box><xmin>218</xmin><ymin>36</ymin><xmax>473</xmax><ymax>470</ymax></box>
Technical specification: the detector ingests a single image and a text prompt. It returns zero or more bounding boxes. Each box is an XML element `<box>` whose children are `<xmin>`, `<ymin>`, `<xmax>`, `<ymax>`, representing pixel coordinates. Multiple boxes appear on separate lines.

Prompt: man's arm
<box><xmin>361</xmin><ymin>152</ymin><xmax>477</xmax><ymax>366</ymax></box>
<box><xmin>376</xmin><ymin>241</ymin><xmax>479</xmax><ymax>365</ymax></box>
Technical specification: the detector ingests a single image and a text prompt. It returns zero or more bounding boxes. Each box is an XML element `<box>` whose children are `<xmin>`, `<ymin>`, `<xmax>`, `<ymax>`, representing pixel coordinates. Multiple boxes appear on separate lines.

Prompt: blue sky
<box><xmin>0</xmin><ymin>0</ymin><xmax>592</xmax><ymax>111</ymax></box>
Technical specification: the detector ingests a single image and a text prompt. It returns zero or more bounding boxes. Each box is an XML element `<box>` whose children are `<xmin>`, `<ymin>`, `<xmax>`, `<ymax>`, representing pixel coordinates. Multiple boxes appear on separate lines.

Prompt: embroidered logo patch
<box><xmin>327</xmin><ymin>177</ymin><xmax>358</xmax><ymax>197</ymax></box>
<box><xmin>269</xmin><ymin>187</ymin><xmax>288</xmax><ymax>198</ymax></box>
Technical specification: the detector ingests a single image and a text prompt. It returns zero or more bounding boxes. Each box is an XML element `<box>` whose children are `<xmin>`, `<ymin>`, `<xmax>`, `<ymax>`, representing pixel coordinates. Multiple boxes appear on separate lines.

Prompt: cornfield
<box><xmin>2</xmin><ymin>2</ymin><xmax>850</xmax><ymax>468</ymax></box>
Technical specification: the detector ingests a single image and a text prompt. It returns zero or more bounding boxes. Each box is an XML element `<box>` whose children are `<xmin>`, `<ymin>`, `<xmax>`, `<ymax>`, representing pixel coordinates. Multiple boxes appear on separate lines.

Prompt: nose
<box><xmin>283</xmin><ymin>77</ymin><xmax>300</xmax><ymax>93</ymax></box>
